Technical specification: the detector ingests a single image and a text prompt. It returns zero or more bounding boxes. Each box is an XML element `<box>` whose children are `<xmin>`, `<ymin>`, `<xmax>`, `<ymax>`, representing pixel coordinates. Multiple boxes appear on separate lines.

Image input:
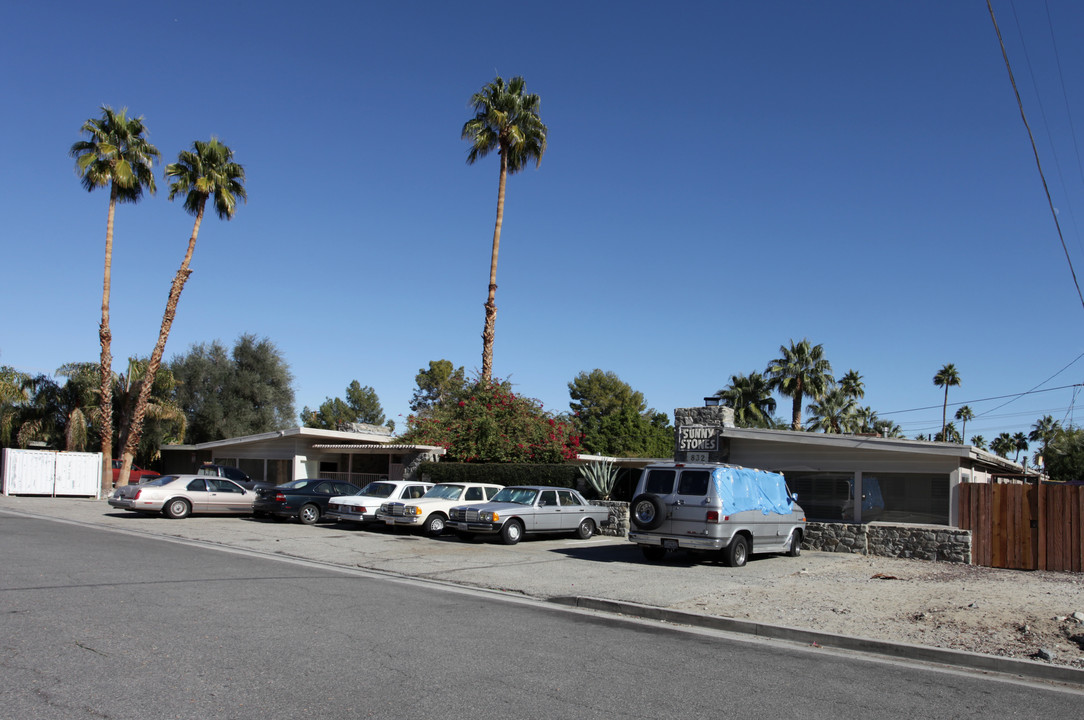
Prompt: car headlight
<box><xmin>480</xmin><ymin>511</ymin><xmax>499</xmax><ymax>522</ymax></box>
<box><xmin>406</xmin><ymin>506</ymin><xmax>420</xmax><ymax>516</ymax></box>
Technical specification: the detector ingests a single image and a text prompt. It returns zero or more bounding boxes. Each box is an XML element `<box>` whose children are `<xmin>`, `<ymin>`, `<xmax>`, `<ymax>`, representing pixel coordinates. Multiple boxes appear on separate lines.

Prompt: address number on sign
<box><xmin>687</xmin><ymin>452</ymin><xmax>709</xmax><ymax>462</ymax></box>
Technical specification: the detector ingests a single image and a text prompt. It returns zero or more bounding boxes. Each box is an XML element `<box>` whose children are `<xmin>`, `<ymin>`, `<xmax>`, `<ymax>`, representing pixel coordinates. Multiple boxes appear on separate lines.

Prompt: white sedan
<box><xmin>376</xmin><ymin>482</ymin><xmax>503</xmax><ymax>536</ymax></box>
<box><xmin>129</xmin><ymin>474</ymin><xmax>257</xmax><ymax>519</ymax></box>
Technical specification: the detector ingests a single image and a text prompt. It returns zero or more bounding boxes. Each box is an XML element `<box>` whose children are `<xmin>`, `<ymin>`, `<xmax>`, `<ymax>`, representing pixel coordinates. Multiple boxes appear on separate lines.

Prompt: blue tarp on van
<box><xmin>711</xmin><ymin>466</ymin><xmax>794</xmax><ymax>516</ymax></box>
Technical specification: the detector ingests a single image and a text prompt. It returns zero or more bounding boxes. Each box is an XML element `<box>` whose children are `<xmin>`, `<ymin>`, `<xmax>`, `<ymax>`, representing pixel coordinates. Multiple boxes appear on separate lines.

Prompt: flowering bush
<box><xmin>400</xmin><ymin>377</ymin><xmax>581</xmax><ymax>463</ymax></box>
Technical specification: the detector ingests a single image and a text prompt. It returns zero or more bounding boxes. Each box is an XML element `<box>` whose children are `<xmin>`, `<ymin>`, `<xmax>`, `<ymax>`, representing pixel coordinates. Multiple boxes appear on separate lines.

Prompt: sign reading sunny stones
<box><xmin>677</xmin><ymin>425</ymin><xmax>718</xmax><ymax>452</ymax></box>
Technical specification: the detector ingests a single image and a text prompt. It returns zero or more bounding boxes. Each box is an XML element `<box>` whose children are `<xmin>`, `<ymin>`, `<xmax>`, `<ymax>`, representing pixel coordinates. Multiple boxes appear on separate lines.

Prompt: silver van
<box><xmin>627</xmin><ymin>462</ymin><xmax>806</xmax><ymax>567</ymax></box>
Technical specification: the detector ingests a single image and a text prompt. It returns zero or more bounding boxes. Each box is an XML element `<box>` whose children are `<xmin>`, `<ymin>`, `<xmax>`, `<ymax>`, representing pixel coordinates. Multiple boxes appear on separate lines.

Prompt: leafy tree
<box><xmin>70</xmin><ymin>105</ymin><xmax>161</xmax><ymax>494</ymax></box>
<box><xmin>409</xmin><ymin>359</ymin><xmax>468</xmax><ymax>413</ymax></box>
<box><xmin>1</xmin><ymin>365</ymin><xmax>31</xmax><ymax>446</ymax></box>
<box><xmin>933</xmin><ymin>363</ymin><xmax>961</xmax><ymax>441</ymax></box>
<box><xmin>568</xmin><ymin>369</ymin><xmax>671</xmax><ymax>455</ymax></box>
<box><xmin>991</xmin><ymin>432</ymin><xmax>1014</xmax><ymax>458</ymax></box>
<box><xmin>302</xmin><ymin>381</ymin><xmax>390</xmax><ymax>431</ymax></box>
<box><xmin>55</xmin><ymin>362</ymin><xmax>101</xmax><ymax>451</ymax></box>
<box><xmin>400</xmin><ymin>377</ymin><xmax>580</xmax><ymax>463</ymax></box>
<box><xmin>716</xmin><ymin>372</ymin><xmax>776</xmax><ymax>428</ymax></box>
<box><xmin>1044</xmin><ymin>426</ymin><xmax>1084</xmax><ymax>482</ymax></box>
<box><xmin>118</xmin><ymin>138</ymin><xmax>246</xmax><ymax>486</ymax></box>
<box><xmin>170</xmin><ymin>335</ymin><xmax>295</xmax><ymax>444</ymax></box>
<box><xmin>954</xmin><ymin>405</ymin><xmax>974</xmax><ymax>442</ymax></box>
<box><xmin>766</xmin><ymin>339</ymin><xmax>833</xmax><ymax>431</ymax></box>
<box><xmin>112</xmin><ymin>358</ymin><xmax>186</xmax><ymax>467</ymax></box>
<box><xmin>462</xmin><ymin>76</ymin><xmax>548</xmax><ymax>380</ymax></box>
<box><xmin>970</xmin><ymin>435</ymin><xmax>986</xmax><ymax>449</ymax></box>
<box><xmin>805</xmin><ymin>387</ymin><xmax>856</xmax><ymax>434</ymax></box>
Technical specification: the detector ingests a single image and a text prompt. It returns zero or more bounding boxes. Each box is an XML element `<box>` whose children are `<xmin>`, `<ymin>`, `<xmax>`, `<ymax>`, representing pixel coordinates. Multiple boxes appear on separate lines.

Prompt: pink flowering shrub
<box><xmin>401</xmin><ymin>377</ymin><xmax>581</xmax><ymax>463</ymax></box>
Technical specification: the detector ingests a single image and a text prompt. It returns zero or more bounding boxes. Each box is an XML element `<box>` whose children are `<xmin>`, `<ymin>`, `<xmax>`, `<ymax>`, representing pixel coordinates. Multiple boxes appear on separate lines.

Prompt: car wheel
<box><xmin>724</xmin><ymin>535</ymin><xmax>749</xmax><ymax>567</ymax></box>
<box><xmin>575</xmin><ymin>518</ymin><xmax>595</xmax><ymax>540</ymax></box>
<box><xmin>298</xmin><ymin>504</ymin><xmax>321</xmax><ymax>525</ymax></box>
<box><xmin>164</xmin><ymin>498</ymin><xmax>191</xmax><ymax>519</ymax></box>
<box><xmin>629</xmin><ymin>494</ymin><xmax>666</xmax><ymax>531</ymax></box>
<box><xmin>423</xmin><ymin>513</ymin><xmax>446</xmax><ymax>537</ymax></box>
<box><xmin>499</xmin><ymin>519</ymin><xmax>523</xmax><ymax>545</ymax></box>
<box><xmin>642</xmin><ymin>546</ymin><xmax>667</xmax><ymax>562</ymax></box>
<box><xmin>787</xmin><ymin>531</ymin><xmax>802</xmax><ymax>557</ymax></box>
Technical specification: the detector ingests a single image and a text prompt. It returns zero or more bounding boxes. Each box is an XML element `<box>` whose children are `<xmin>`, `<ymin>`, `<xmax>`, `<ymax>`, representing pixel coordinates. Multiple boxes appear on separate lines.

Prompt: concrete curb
<box><xmin>549</xmin><ymin>596</ymin><xmax>1084</xmax><ymax>687</ymax></box>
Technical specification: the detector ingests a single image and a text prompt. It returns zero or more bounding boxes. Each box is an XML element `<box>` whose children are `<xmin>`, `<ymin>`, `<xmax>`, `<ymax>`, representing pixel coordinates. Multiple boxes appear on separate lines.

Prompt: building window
<box><xmin>864</xmin><ymin>473</ymin><xmax>950</xmax><ymax>525</ymax></box>
<box><xmin>787</xmin><ymin>472</ymin><xmax>856</xmax><ymax>522</ymax></box>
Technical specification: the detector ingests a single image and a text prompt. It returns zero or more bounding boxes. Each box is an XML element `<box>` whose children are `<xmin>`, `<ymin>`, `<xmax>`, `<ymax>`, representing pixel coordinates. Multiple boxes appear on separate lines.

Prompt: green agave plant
<box><xmin>578</xmin><ymin>459</ymin><xmax>618</xmax><ymax>500</ymax></box>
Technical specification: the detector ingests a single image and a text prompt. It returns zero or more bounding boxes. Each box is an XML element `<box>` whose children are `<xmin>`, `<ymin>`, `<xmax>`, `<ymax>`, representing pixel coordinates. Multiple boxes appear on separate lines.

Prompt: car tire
<box><xmin>499</xmin><ymin>519</ymin><xmax>523</xmax><ymax>545</ymax></box>
<box><xmin>423</xmin><ymin>513</ymin><xmax>446</xmax><ymax>537</ymax></box>
<box><xmin>630</xmin><ymin>494</ymin><xmax>666</xmax><ymax>531</ymax></box>
<box><xmin>787</xmin><ymin>531</ymin><xmax>802</xmax><ymax>557</ymax></box>
<box><xmin>575</xmin><ymin>518</ymin><xmax>595</xmax><ymax>540</ymax></box>
<box><xmin>724</xmin><ymin>535</ymin><xmax>749</xmax><ymax>567</ymax></box>
<box><xmin>642</xmin><ymin>546</ymin><xmax>667</xmax><ymax>562</ymax></box>
<box><xmin>164</xmin><ymin>498</ymin><xmax>191</xmax><ymax>520</ymax></box>
<box><xmin>298</xmin><ymin>504</ymin><xmax>321</xmax><ymax>525</ymax></box>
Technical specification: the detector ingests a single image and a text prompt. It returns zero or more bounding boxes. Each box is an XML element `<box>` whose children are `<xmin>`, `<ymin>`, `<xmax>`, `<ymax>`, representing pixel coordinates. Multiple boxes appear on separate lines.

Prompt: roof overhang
<box><xmin>163</xmin><ymin>426</ymin><xmax>396</xmax><ymax>451</ymax></box>
<box><xmin>311</xmin><ymin>444</ymin><xmax>447</xmax><ymax>456</ymax></box>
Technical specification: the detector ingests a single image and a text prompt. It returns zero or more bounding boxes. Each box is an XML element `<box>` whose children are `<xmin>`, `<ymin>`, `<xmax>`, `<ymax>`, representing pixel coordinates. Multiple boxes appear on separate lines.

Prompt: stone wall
<box><xmin>591</xmin><ymin>500</ymin><xmax>629</xmax><ymax>537</ymax></box>
<box><xmin>804</xmin><ymin>522</ymin><xmax>971</xmax><ymax>563</ymax></box>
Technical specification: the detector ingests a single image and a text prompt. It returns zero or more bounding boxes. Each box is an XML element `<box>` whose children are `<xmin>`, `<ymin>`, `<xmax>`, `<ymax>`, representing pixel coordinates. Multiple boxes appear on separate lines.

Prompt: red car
<box><xmin>111</xmin><ymin>460</ymin><xmax>160</xmax><ymax>484</ymax></box>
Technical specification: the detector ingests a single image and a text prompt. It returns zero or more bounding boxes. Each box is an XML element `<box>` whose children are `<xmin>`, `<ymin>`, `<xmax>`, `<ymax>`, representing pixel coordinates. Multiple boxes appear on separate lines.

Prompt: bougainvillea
<box><xmin>400</xmin><ymin>377</ymin><xmax>581</xmax><ymax>463</ymax></box>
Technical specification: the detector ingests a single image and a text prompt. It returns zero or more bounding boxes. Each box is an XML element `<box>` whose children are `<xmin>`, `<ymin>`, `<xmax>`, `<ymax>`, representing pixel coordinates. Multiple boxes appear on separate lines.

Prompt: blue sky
<box><xmin>3</xmin><ymin>1</ymin><xmax>1083</xmax><ymax>449</ymax></box>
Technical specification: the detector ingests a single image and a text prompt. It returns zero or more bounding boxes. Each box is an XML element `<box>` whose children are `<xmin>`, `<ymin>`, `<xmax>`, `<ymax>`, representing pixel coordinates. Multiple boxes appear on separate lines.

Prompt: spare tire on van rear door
<box><xmin>630</xmin><ymin>494</ymin><xmax>666</xmax><ymax>531</ymax></box>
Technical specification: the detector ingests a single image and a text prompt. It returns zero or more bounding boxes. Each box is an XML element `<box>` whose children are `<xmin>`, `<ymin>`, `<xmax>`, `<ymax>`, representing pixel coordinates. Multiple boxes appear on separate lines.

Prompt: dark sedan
<box><xmin>252</xmin><ymin>479</ymin><xmax>362</xmax><ymax>525</ymax></box>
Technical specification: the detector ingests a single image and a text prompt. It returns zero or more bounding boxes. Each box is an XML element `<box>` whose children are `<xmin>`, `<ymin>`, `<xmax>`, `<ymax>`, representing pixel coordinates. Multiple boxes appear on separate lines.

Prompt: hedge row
<box><xmin>416</xmin><ymin>462</ymin><xmax>581</xmax><ymax>488</ymax></box>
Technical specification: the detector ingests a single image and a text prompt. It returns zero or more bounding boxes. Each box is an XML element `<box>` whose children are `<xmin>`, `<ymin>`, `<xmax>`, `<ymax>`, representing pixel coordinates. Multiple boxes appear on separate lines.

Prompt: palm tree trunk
<box><xmin>99</xmin><ymin>186</ymin><xmax>117</xmax><ymax>496</ymax></box>
<box><xmin>481</xmin><ymin>150</ymin><xmax>508</xmax><ymax>381</ymax></box>
<box><xmin>790</xmin><ymin>378</ymin><xmax>803</xmax><ymax>431</ymax></box>
<box><xmin>941</xmin><ymin>387</ymin><xmax>948</xmax><ymax>438</ymax></box>
<box><xmin>117</xmin><ymin>205</ymin><xmax>204</xmax><ymax>486</ymax></box>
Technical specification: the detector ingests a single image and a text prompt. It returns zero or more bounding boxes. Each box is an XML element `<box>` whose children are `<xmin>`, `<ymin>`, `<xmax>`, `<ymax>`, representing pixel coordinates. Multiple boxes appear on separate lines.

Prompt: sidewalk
<box><xmin>2</xmin><ymin>494</ymin><xmax>1081</xmax><ymax>686</ymax></box>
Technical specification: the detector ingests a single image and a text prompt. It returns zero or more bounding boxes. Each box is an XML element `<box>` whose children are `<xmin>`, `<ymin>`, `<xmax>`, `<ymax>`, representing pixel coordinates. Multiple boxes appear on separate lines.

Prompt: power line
<box><xmin>987</xmin><ymin>0</ymin><xmax>1084</xmax><ymax>311</ymax></box>
<box><xmin>882</xmin><ymin>382</ymin><xmax>1081</xmax><ymax>415</ymax></box>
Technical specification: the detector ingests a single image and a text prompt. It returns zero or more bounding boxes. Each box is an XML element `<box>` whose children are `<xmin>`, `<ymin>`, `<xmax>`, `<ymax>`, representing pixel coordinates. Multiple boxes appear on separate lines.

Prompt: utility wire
<box><xmin>987</xmin><ymin>0</ymin><xmax>1084</xmax><ymax>311</ymax></box>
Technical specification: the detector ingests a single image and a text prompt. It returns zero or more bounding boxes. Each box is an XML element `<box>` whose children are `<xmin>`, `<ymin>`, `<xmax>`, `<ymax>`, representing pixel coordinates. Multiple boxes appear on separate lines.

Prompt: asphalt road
<box><xmin>1</xmin><ymin>514</ymin><xmax>1081</xmax><ymax>719</ymax></box>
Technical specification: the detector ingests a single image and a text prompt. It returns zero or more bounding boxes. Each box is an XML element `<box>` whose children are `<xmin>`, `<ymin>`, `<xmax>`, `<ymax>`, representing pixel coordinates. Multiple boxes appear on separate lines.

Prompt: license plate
<box><xmin>385</xmin><ymin>518</ymin><xmax>396</xmax><ymax>525</ymax></box>
<box><xmin>662</xmin><ymin>539</ymin><xmax>678</xmax><ymax>551</ymax></box>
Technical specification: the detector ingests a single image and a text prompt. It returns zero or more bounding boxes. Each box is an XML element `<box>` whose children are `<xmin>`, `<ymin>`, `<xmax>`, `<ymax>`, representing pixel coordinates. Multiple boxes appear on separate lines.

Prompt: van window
<box><xmin>677</xmin><ymin>470</ymin><xmax>710</xmax><ymax>496</ymax></box>
<box><xmin>644</xmin><ymin>469</ymin><xmax>676</xmax><ymax>494</ymax></box>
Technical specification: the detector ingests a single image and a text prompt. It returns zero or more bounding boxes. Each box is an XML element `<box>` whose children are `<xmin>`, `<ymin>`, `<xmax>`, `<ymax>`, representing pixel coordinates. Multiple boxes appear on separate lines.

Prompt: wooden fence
<box><xmin>959</xmin><ymin>482</ymin><xmax>1083</xmax><ymax>571</ymax></box>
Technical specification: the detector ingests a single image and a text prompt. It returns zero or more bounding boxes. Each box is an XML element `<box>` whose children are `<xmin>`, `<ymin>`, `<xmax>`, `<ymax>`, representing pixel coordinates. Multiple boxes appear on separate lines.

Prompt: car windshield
<box><xmin>280</xmin><ymin>479</ymin><xmax>317</xmax><ymax>490</ymax></box>
<box><xmin>357</xmin><ymin>482</ymin><xmax>397</xmax><ymax>498</ymax></box>
<box><xmin>422</xmin><ymin>484</ymin><xmax>464</xmax><ymax>500</ymax></box>
<box><xmin>491</xmin><ymin>487</ymin><xmax>537</xmax><ymax>505</ymax></box>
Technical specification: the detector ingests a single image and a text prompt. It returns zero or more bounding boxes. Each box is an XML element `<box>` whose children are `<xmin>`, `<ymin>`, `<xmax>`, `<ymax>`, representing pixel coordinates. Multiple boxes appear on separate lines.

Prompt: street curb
<box><xmin>549</xmin><ymin>595</ymin><xmax>1084</xmax><ymax>687</ymax></box>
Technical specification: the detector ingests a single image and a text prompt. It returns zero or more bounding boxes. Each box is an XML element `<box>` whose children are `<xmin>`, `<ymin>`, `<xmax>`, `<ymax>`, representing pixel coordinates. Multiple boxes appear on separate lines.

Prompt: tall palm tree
<box><xmin>716</xmin><ymin>372</ymin><xmax>776</xmax><ymax>428</ymax></box>
<box><xmin>805</xmin><ymin>387</ymin><xmax>856</xmax><ymax>433</ymax></box>
<box><xmin>462</xmin><ymin>76</ymin><xmax>548</xmax><ymax>381</ymax></box>
<box><xmin>936</xmin><ymin>421</ymin><xmax>961</xmax><ymax>444</ymax></box>
<box><xmin>766</xmin><ymin>339</ymin><xmax>833</xmax><ymax>431</ymax></box>
<box><xmin>991</xmin><ymin>432</ymin><xmax>1014</xmax><ymax>458</ymax></box>
<box><xmin>970</xmin><ymin>434</ymin><xmax>986</xmax><ymax>449</ymax></box>
<box><xmin>1011</xmin><ymin>432</ymin><xmax>1029</xmax><ymax>463</ymax></box>
<box><xmin>1028</xmin><ymin>415</ymin><xmax>1061</xmax><ymax>462</ymax></box>
<box><xmin>954</xmin><ymin>405</ymin><xmax>974</xmax><ymax>443</ymax></box>
<box><xmin>933</xmin><ymin>363</ymin><xmax>961</xmax><ymax>440</ymax></box>
<box><xmin>116</xmin><ymin>138</ymin><xmax>244</xmax><ymax>485</ymax></box>
<box><xmin>839</xmin><ymin>369</ymin><xmax>865</xmax><ymax>400</ymax></box>
<box><xmin>69</xmin><ymin>106</ymin><xmax>160</xmax><ymax>494</ymax></box>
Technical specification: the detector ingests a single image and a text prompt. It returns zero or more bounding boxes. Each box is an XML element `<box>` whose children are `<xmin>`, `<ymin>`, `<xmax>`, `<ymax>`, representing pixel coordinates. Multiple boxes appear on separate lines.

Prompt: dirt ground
<box><xmin>672</xmin><ymin>552</ymin><xmax>1084</xmax><ymax>668</ymax></box>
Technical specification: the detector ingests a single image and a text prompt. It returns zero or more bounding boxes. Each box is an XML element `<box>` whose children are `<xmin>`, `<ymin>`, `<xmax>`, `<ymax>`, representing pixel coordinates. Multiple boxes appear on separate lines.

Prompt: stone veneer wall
<box><xmin>804</xmin><ymin>522</ymin><xmax>971</xmax><ymax>563</ymax></box>
<box><xmin>591</xmin><ymin>500</ymin><xmax>629</xmax><ymax>537</ymax></box>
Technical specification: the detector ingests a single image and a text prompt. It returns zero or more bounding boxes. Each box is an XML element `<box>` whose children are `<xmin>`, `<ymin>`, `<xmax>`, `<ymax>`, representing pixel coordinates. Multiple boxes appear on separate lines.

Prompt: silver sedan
<box><xmin>446</xmin><ymin>485</ymin><xmax>611</xmax><ymax>545</ymax></box>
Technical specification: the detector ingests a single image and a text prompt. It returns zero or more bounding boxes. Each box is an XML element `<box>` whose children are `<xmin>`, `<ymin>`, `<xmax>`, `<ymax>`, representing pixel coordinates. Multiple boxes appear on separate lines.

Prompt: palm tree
<box><xmin>805</xmin><ymin>387</ymin><xmax>856</xmax><ymax>433</ymax></box>
<box><xmin>936</xmin><ymin>421</ymin><xmax>961</xmax><ymax>443</ymax></box>
<box><xmin>991</xmin><ymin>432</ymin><xmax>1014</xmax><ymax>458</ymax></box>
<box><xmin>462</xmin><ymin>76</ymin><xmax>548</xmax><ymax>381</ymax></box>
<box><xmin>69</xmin><ymin>106</ymin><xmax>160</xmax><ymax>494</ymax></box>
<box><xmin>716</xmin><ymin>372</ymin><xmax>776</xmax><ymax>428</ymax></box>
<box><xmin>766</xmin><ymin>339</ymin><xmax>833</xmax><ymax>431</ymax></box>
<box><xmin>954</xmin><ymin>405</ymin><xmax>974</xmax><ymax>442</ymax></box>
<box><xmin>933</xmin><ymin>363</ymin><xmax>961</xmax><ymax>440</ymax></box>
<box><xmin>1011</xmin><ymin>432</ymin><xmax>1029</xmax><ymax>463</ymax></box>
<box><xmin>873</xmin><ymin>419</ymin><xmax>905</xmax><ymax>438</ymax></box>
<box><xmin>55</xmin><ymin>362</ymin><xmax>101</xmax><ymax>452</ymax></box>
<box><xmin>1028</xmin><ymin>415</ymin><xmax>1061</xmax><ymax>463</ymax></box>
<box><xmin>854</xmin><ymin>406</ymin><xmax>878</xmax><ymax>433</ymax></box>
<box><xmin>839</xmin><ymin>369</ymin><xmax>865</xmax><ymax>400</ymax></box>
<box><xmin>970</xmin><ymin>434</ymin><xmax>986</xmax><ymax>449</ymax></box>
<box><xmin>116</xmin><ymin>138</ymin><xmax>244</xmax><ymax>485</ymax></box>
